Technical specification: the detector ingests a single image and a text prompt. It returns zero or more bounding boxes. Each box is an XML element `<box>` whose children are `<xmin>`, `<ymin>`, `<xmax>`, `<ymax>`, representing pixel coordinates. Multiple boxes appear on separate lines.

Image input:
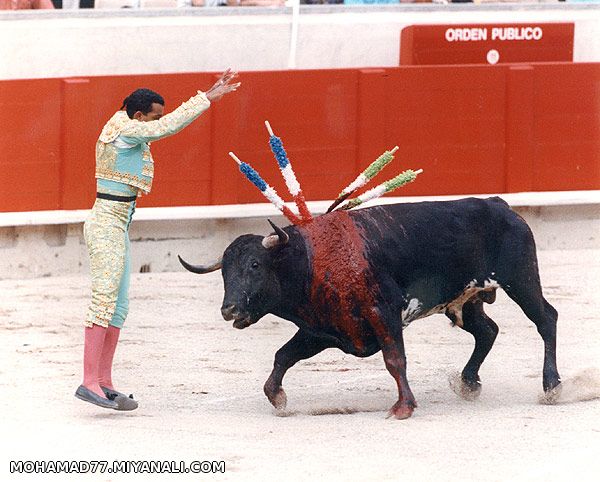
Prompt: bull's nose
<box><xmin>221</xmin><ymin>304</ymin><xmax>237</xmax><ymax>320</ymax></box>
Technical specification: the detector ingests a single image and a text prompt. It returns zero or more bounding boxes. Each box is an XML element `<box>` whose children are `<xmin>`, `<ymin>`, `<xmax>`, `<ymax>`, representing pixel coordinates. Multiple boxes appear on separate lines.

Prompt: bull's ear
<box><xmin>178</xmin><ymin>255</ymin><xmax>222</xmax><ymax>274</ymax></box>
<box><xmin>262</xmin><ymin>219</ymin><xmax>289</xmax><ymax>249</ymax></box>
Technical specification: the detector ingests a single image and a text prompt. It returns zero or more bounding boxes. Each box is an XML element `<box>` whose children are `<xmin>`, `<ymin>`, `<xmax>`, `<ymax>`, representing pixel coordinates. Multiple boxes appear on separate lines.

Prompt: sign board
<box><xmin>400</xmin><ymin>23</ymin><xmax>574</xmax><ymax>65</ymax></box>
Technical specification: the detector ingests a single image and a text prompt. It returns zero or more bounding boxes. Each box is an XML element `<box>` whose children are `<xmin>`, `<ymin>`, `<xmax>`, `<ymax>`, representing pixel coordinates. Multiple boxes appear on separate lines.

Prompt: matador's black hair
<box><xmin>121</xmin><ymin>88</ymin><xmax>165</xmax><ymax>119</ymax></box>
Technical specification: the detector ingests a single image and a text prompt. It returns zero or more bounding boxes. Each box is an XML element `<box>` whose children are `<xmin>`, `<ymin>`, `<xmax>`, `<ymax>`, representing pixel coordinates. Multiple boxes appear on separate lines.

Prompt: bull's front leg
<box><xmin>372</xmin><ymin>311</ymin><xmax>417</xmax><ymax>419</ymax></box>
<box><xmin>264</xmin><ymin>329</ymin><xmax>334</xmax><ymax>410</ymax></box>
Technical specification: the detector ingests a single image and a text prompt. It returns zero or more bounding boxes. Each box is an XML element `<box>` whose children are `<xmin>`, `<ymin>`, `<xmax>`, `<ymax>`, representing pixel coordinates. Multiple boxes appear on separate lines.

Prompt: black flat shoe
<box><xmin>101</xmin><ymin>386</ymin><xmax>138</xmax><ymax>411</ymax></box>
<box><xmin>75</xmin><ymin>385</ymin><xmax>118</xmax><ymax>410</ymax></box>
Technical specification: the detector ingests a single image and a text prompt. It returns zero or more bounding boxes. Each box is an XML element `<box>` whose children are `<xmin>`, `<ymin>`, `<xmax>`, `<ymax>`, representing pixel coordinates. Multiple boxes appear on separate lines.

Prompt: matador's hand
<box><xmin>205</xmin><ymin>69</ymin><xmax>241</xmax><ymax>102</ymax></box>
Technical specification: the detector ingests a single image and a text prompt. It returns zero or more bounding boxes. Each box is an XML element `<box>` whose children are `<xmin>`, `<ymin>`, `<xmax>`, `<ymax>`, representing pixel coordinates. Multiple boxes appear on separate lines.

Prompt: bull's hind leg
<box><xmin>502</xmin><ymin>279</ymin><xmax>561</xmax><ymax>402</ymax></box>
<box><xmin>449</xmin><ymin>297</ymin><xmax>499</xmax><ymax>400</ymax></box>
<box><xmin>496</xmin><ymin>235</ymin><xmax>561</xmax><ymax>402</ymax></box>
<box><xmin>264</xmin><ymin>329</ymin><xmax>334</xmax><ymax>410</ymax></box>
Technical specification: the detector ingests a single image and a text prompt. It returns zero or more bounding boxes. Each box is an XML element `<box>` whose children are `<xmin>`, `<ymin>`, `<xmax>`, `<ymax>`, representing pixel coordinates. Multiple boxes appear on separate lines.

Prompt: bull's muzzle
<box><xmin>221</xmin><ymin>304</ymin><xmax>238</xmax><ymax>321</ymax></box>
<box><xmin>221</xmin><ymin>303</ymin><xmax>254</xmax><ymax>329</ymax></box>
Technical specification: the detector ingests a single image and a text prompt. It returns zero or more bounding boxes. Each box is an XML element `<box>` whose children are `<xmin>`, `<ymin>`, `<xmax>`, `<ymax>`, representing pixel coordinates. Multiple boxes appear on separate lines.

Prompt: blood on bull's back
<box><xmin>297</xmin><ymin>210</ymin><xmax>382</xmax><ymax>356</ymax></box>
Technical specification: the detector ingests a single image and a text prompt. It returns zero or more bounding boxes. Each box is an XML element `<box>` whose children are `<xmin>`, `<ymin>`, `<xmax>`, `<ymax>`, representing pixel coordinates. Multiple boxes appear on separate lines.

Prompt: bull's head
<box><xmin>178</xmin><ymin>220</ymin><xmax>289</xmax><ymax>329</ymax></box>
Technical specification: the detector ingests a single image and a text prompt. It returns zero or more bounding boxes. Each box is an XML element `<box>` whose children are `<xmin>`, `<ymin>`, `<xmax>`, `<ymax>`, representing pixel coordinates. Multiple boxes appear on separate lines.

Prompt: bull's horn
<box><xmin>178</xmin><ymin>255</ymin><xmax>222</xmax><ymax>274</ymax></box>
<box><xmin>262</xmin><ymin>219</ymin><xmax>289</xmax><ymax>249</ymax></box>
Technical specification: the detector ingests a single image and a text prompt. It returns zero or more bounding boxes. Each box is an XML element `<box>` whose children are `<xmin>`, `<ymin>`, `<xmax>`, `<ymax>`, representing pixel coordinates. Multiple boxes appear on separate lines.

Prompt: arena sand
<box><xmin>1</xmin><ymin>249</ymin><xmax>599</xmax><ymax>481</ymax></box>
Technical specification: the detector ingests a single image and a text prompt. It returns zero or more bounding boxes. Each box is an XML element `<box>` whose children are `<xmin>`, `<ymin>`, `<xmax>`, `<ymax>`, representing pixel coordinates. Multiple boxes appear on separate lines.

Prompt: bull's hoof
<box><xmin>387</xmin><ymin>401</ymin><xmax>416</xmax><ymax>420</ymax></box>
<box><xmin>539</xmin><ymin>383</ymin><xmax>562</xmax><ymax>405</ymax></box>
<box><xmin>264</xmin><ymin>384</ymin><xmax>287</xmax><ymax>410</ymax></box>
<box><xmin>449</xmin><ymin>371</ymin><xmax>482</xmax><ymax>401</ymax></box>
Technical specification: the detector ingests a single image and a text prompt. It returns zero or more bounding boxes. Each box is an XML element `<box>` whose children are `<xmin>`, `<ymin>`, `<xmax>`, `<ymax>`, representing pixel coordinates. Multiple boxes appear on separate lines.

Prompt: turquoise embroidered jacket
<box><xmin>95</xmin><ymin>91</ymin><xmax>211</xmax><ymax>195</ymax></box>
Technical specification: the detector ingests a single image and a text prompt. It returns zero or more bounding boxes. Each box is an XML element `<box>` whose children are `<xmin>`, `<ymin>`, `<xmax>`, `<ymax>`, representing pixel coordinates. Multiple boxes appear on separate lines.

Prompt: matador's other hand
<box><xmin>205</xmin><ymin>68</ymin><xmax>241</xmax><ymax>102</ymax></box>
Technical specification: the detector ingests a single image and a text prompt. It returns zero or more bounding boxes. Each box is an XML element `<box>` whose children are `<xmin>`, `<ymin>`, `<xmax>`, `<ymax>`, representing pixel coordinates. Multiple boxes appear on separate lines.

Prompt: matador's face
<box><xmin>135</xmin><ymin>102</ymin><xmax>164</xmax><ymax>122</ymax></box>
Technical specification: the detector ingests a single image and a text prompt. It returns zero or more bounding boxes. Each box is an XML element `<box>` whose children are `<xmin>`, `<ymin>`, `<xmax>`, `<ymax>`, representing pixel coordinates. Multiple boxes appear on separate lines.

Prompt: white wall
<box><xmin>0</xmin><ymin>4</ymin><xmax>598</xmax><ymax>81</ymax></box>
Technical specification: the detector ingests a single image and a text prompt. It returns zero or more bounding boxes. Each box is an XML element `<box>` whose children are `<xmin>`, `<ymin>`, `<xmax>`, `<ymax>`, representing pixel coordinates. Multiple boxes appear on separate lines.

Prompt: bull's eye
<box><xmin>251</xmin><ymin>261</ymin><xmax>259</xmax><ymax>270</ymax></box>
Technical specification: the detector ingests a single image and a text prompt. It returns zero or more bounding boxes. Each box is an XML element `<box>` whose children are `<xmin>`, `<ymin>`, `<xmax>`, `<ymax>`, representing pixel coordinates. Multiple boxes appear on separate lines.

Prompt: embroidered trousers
<box><xmin>84</xmin><ymin>198</ymin><xmax>135</xmax><ymax>329</ymax></box>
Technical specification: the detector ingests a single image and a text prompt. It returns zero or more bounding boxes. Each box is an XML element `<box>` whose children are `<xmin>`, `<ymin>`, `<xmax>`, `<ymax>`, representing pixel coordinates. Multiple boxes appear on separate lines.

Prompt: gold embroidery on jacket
<box><xmin>141</xmin><ymin>162</ymin><xmax>154</xmax><ymax>178</ymax></box>
<box><xmin>95</xmin><ymin>91</ymin><xmax>210</xmax><ymax>194</ymax></box>
<box><xmin>96</xmin><ymin>167</ymin><xmax>151</xmax><ymax>194</ymax></box>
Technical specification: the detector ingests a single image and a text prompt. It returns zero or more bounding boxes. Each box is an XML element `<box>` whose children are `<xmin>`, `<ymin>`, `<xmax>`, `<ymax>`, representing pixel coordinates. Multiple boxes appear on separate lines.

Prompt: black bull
<box><xmin>179</xmin><ymin>197</ymin><xmax>561</xmax><ymax>419</ymax></box>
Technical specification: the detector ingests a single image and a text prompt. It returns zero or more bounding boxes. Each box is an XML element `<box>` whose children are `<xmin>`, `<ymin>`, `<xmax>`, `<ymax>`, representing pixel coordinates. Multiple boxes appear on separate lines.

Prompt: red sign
<box><xmin>400</xmin><ymin>23</ymin><xmax>574</xmax><ymax>65</ymax></box>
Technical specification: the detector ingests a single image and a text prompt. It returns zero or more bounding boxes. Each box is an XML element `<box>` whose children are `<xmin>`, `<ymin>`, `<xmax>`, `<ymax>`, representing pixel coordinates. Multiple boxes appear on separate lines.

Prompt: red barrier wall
<box><xmin>1</xmin><ymin>64</ymin><xmax>598</xmax><ymax>213</ymax></box>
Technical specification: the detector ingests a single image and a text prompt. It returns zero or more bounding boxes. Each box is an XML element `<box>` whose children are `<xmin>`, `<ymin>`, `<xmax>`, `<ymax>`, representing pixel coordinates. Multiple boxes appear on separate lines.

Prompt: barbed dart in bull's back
<box><xmin>339</xmin><ymin>168</ymin><xmax>423</xmax><ymax>211</ymax></box>
<box><xmin>230</xmin><ymin>123</ymin><xmax>422</xmax><ymax>223</ymax></box>
<box><xmin>326</xmin><ymin>146</ymin><xmax>398</xmax><ymax>213</ymax></box>
<box><xmin>229</xmin><ymin>152</ymin><xmax>303</xmax><ymax>225</ymax></box>
<box><xmin>265</xmin><ymin>121</ymin><xmax>312</xmax><ymax>223</ymax></box>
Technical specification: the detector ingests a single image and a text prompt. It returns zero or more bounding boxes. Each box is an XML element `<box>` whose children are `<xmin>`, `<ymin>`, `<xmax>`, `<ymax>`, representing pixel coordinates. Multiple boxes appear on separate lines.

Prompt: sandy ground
<box><xmin>1</xmin><ymin>248</ymin><xmax>599</xmax><ymax>481</ymax></box>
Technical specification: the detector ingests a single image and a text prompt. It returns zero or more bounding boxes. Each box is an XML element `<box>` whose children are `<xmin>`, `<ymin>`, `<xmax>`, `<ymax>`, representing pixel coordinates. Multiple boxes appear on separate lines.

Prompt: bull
<box><xmin>179</xmin><ymin>197</ymin><xmax>561</xmax><ymax>419</ymax></box>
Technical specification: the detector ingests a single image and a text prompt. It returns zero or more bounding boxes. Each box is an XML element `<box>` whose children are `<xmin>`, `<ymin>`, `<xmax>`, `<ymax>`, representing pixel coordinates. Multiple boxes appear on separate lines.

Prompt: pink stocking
<box><xmin>98</xmin><ymin>325</ymin><xmax>121</xmax><ymax>391</ymax></box>
<box><xmin>82</xmin><ymin>324</ymin><xmax>108</xmax><ymax>398</ymax></box>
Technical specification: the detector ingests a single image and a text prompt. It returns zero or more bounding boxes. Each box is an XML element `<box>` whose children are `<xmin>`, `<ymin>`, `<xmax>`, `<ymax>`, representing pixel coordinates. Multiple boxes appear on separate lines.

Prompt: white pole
<box><xmin>228</xmin><ymin>152</ymin><xmax>242</xmax><ymax>166</ymax></box>
<box><xmin>265</xmin><ymin>120</ymin><xmax>275</xmax><ymax>137</ymax></box>
<box><xmin>288</xmin><ymin>0</ymin><xmax>300</xmax><ymax>69</ymax></box>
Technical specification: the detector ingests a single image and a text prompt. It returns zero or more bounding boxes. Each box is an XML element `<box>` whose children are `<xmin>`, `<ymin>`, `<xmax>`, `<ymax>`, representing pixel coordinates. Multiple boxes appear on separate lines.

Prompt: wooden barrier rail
<box><xmin>1</xmin><ymin>64</ymin><xmax>598</xmax><ymax>213</ymax></box>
